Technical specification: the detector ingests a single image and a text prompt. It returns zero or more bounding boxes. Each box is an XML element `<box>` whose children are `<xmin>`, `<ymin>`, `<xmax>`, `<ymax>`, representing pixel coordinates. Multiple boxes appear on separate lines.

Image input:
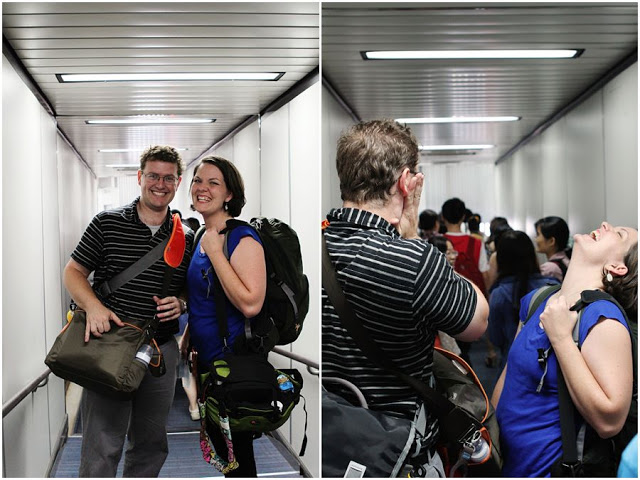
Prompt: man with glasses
<box><xmin>322</xmin><ymin>119</ymin><xmax>488</xmax><ymax>476</ymax></box>
<box><xmin>63</xmin><ymin>145</ymin><xmax>195</xmax><ymax>477</ymax></box>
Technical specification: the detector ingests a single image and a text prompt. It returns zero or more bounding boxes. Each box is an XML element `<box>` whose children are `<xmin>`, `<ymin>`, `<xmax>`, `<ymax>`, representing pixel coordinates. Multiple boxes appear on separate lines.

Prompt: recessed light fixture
<box><xmin>86</xmin><ymin>118</ymin><xmax>215</xmax><ymax>125</ymax></box>
<box><xmin>397</xmin><ymin>116</ymin><xmax>520</xmax><ymax>124</ymax></box>
<box><xmin>57</xmin><ymin>72</ymin><xmax>284</xmax><ymax>83</ymax></box>
<box><xmin>99</xmin><ymin>148</ymin><xmax>189</xmax><ymax>153</ymax></box>
<box><xmin>362</xmin><ymin>49</ymin><xmax>582</xmax><ymax>60</ymax></box>
<box><xmin>420</xmin><ymin>145</ymin><xmax>494</xmax><ymax>151</ymax></box>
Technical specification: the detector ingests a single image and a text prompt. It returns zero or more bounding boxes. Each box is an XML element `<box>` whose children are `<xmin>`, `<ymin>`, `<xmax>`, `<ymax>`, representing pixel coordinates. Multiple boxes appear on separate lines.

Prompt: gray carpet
<box><xmin>52</xmin><ymin>379</ymin><xmax>302</xmax><ymax>478</ymax></box>
<box><xmin>50</xmin><ymin>433</ymin><xmax>302</xmax><ymax>478</ymax></box>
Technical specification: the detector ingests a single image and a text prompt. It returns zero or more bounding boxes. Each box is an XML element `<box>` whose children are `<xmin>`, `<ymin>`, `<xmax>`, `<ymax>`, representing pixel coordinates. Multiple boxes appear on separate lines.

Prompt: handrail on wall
<box><xmin>2</xmin><ymin>348</ymin><xmax>318</xmax><ymax>417</ymax></box>
<box><xmin>2</xmin><ymin>368</ymin><xmax>51</xmax><ymax>418</ymax></box>
<box><xmin>271</xmin><ymin>347</ymin><xmax>319</xmax><ymax>376</ymax></box>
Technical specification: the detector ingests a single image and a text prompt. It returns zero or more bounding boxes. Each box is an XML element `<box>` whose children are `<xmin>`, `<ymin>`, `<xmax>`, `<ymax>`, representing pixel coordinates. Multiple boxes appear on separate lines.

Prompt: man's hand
<box><xmin>84</xmin><ymin>304</ymin><xmax>124</xmax><ymax>343</ymax></box>
<box><xmin>153</xmin><ymin>295</ymin><xmax>184</xmax><ymax>322</ymax></box>
<box><xmin>391</xmin><ymin>171</ymin><xmax>424</xmax><ymax>238</ymax></box>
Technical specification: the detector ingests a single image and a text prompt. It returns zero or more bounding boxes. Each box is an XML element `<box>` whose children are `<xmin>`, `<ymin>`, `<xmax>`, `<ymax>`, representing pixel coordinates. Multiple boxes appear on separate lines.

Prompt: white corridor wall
<box><xmin>496</xmin><ymin>62</ymin><xmax>638</xmax><ymax>237</ymax></box>
<box><xmin>2</xmin><ymin>54</ymin><xmax>97</xmax><ymax>477</ymax></box>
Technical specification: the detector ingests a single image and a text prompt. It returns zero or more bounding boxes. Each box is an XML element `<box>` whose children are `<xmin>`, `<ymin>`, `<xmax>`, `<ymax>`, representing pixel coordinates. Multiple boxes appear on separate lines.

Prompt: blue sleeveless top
<box><xmin>496</xmin><ymin>290</ymin><xmax>630</xmax><ymax>477</ymax></box>
<box><xmin>186</xmin><ymin>225</ymin><xmax>261</xmax><ymax>366</ymax></box>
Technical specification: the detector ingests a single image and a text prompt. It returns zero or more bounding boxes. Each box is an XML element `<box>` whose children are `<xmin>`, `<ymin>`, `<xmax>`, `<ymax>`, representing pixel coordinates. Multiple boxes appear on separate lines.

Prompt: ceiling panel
<box><xmin>322</xmin><ymin>2</ymin><xmax>637</xmax><ymax>165</ymax></box>
<box><xmin>2</xmin><ymin>2</ymin><xmax>319</xmax><ymax>177</ymax></box>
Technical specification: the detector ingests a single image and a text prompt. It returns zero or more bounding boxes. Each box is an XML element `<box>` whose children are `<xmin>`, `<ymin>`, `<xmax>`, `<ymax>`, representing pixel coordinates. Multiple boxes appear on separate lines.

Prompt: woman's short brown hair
<box><xmin>336</xmin><ymin>119</ymin><xmax>419</xmax><ymax>204</ymax></box>
<box><xmin>190</xmin><ymin>156</ymin><xmax>246</xmax><ymax>217</ymax></box>
<box><xmin>604</xmin><ymin>242</ymin><xmax>638</xmax><ymax>319</ymax></box>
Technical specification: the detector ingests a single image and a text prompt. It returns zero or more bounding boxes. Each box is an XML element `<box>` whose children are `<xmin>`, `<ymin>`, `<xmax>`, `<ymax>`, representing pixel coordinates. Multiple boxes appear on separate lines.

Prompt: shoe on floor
<box><xmin>190</xmin><ymin>407</ymin><xmax>200</xmax><ymax>421</ymax></box>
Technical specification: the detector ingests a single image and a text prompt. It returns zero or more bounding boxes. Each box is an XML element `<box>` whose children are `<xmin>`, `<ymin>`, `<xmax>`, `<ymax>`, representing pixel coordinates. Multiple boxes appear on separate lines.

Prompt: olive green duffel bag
<box><xmin>45</xmin><ymin>310</ymin><xmax>159</xmax><ymax>398</ymax></box>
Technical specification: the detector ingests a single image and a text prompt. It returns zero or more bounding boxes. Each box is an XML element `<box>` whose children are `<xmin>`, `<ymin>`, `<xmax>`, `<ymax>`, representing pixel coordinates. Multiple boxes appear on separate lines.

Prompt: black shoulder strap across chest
<box><xmin>94</xmin><ymin>236</ymin><xmax>169</xmax><ymax>299</ymax></box>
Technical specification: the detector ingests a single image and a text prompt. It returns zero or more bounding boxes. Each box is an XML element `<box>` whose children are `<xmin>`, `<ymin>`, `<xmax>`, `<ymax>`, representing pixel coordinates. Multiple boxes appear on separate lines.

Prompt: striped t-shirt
<box><xmin>71</xmin><ymin>197</ymin><xmax>194</xmax><ymax>343</ymax></box>
<box><xmin>322</xmin><ymin>208</ymin><xmax>477</xmax><ymax>443</ymax></box>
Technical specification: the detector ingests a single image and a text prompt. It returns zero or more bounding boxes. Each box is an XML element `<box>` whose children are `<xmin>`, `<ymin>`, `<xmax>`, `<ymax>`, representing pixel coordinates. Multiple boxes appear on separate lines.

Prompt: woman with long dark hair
<box><xmin>535</xmin><ymin>215</ymin><xmax>571</xmax><ymax>281</ymax></box>
<box><xmin>487</xmin><ymin>230</ymin><xmax>559</xmax><ymax>369</ymax></box>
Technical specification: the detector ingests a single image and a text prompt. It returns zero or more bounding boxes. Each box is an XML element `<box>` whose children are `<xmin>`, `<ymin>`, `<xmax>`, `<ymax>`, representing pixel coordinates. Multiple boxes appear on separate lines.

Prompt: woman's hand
<box><xmin>200</xmin><ymin>228</ymin><xmax>225</xmax><ymax>257</ymax></box>
<box><xmin>539</xmin><ymin>295</ymin><xmax>578</xmax><ymax>344</ymax></box>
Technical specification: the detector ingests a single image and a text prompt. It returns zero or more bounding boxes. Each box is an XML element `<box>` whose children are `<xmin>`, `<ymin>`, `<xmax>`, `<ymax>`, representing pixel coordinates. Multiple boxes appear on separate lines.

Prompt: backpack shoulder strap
<box><xmin>550</xmin><ymin>258</ymin><xmax>568</xmax><ymax>278</ymax></box>
<box><xmin>558</xmin><ymin>290</ymin><xmax>634</xmax><ymax>474</ymax></box>
<box><xmin>209</xmin><ymin>219</ymin><xmax>253</xmax><ymax>346</ymax></box>
<box><xmin>523</xmin><ymin>284</ymin><xmax>561</xmax><ymax>325</ymax></box>
<box><xmin>194</xmin><ymin>225</ymin><xmax>206</xmax><ymax>250</ymax></box>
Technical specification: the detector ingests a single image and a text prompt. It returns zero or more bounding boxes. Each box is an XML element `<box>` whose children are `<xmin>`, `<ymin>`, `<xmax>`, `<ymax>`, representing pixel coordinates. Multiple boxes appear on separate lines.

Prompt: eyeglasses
<box><xmin>143</xmin><ymin>172</ymin><xmax>178</xmax><ymax>185</ymax></box>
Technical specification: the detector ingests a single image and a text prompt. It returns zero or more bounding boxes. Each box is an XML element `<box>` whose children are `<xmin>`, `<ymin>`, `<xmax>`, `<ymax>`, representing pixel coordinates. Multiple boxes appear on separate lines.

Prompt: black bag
<box><xmin>194</xmin><ymin>217</ymin><xmax>309</xmax><ymax>351</ymax></box>
<box><xmin>433</xmin><ymin>347</ymin><xmax>502</xmax><ymax>477</ymax></box>
<box><xmin>322</xmin><ymin>388</ymin><xmax>423</xmax><ymax>478</ymax></box>
<box><xmin>44</xmin><ymin>310</ymin><xmax>160</xmax><ymax>398</ymax></box>
<box><xmin>524</xmin><ymin>286</ymin><xmax>637</xmax><ymax>477</ymax></box>
<box><xmin>198</xmin><ymin>353</ymin><xmax>303</xmax><ymax>433</ymax></box>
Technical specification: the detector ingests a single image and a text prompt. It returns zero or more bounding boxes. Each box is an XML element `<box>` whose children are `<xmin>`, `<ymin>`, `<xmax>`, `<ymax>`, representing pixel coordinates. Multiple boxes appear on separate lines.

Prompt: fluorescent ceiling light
<box><xmin>106</xmin><ymin>164</ymin><xmax>139</xmax><ymax>169</ymax></box>
<box><xmin>362</xmin><ymin>49</ymin><xmax>582</xmax><ymax>60</ymax></box>
<box><xmin>397</xmin><ymin>116</ymin><xmax>520</xmax><ymax>124</ymax></box>
<box><xmin>86</xmin><ymin>118</ymin><xmax>215</xmax><ymax>125</ymax></box>
<box><xmin>99</xmin><ymin>148</ymin><xmax>189</xmax><ymax>153</ymax></box>
<box><xmin>58</xmin><ymin>72</ymin><xmax>284</xmax><ymax>82</ymax></box>
<box><xmin>420</xmin><ymin>145</ymin><xmax>494</xmax><ymax>151</ymax></box>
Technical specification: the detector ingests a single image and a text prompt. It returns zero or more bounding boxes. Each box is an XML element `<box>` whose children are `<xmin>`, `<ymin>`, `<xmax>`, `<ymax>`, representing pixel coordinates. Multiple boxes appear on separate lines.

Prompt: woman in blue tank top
<box><xmin>182</xmin><ymin>156</ymin><xmax>266</xmax><ymax>478</ymax></box>
<box><xmin>492</xmin><ymin>221</ymin><xmax>637</xmax><ymax>477</ymax></box>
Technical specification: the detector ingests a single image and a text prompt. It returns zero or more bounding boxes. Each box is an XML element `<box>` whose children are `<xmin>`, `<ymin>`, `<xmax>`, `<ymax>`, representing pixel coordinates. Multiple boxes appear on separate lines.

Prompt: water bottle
<box><xmin>469</xmin><ymin>435</ymin><xmax>491</xmax><ymax>464</ymax></box>
<box><xmin>135</xmin><ymin>343</ymin><xmax>154</xmax><ymax>366</ymax></box>
<box><xmin>276</xmin><ymin>373</ymin><xmax>294</xmax><ymax>392</ymax></box>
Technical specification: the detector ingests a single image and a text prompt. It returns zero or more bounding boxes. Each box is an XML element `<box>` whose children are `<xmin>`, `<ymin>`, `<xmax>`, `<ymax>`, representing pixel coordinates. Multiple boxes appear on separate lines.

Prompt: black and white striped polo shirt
<box><xmin>71</xmin><ymin>197</ymin><xmax>194</xmax><ymax>343</ymax></box>
<box><xmin>322</xmin><ymin>208</ymin><xmax>477</xmax><ymax>442</ymax></box>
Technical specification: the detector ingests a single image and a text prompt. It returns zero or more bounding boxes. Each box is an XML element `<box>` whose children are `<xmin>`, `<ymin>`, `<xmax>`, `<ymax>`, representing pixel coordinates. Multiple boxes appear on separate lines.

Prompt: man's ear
<box><xmin>137</xmin><ymin>170</ymin><xmax>143</xmax><ymax>186</ymax></box>
<box><xmin>605</xmin><ymin>263</ymin><xmax>629</xmax><ymax>278</ymax></box>
<box><xmin>397</xmin><ymin>168</ymin><xmax>411</xmax><ymax>197</ymax></box>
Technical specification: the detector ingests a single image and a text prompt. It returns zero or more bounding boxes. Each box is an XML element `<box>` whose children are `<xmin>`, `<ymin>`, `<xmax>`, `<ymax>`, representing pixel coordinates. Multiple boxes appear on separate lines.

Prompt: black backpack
<box><xmin>194</xmin><ymin>217</ymin><xmax>309</xmax><ymax>351</ymax></box>
<box><xmin>524</xmin><ymin>285</ymin><xmax>637</xmax><ymax>477</ymax></box>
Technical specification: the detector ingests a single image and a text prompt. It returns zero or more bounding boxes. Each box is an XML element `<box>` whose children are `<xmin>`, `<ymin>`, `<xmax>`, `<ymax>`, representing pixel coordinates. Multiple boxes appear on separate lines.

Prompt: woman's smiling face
<box><xmin>574</xmin><ymin>221</ymin><xmax>638</xmax><ymax>266</ymax></box>
<box><xmin>190</xmin><ymin>163</ymin><xmax>232</xmax><ymax>216</ymax></box>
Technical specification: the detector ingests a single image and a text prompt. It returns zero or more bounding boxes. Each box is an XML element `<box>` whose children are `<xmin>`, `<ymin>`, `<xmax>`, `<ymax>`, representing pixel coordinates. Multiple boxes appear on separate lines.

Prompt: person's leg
<box><xmin>79</xmin><ymin>388</ymin><xmax>131</xmax><ymax>477</ymax></box>
<box><xmin>122</xmin><ymin>339</ymin><xmax>179</xmax><ymax>477</ymax></box>
<box><xmin>182</xmin><ymin>373</ymin><xmax>199</xmax><ymax>419</ymax></box>
<box><xmin>209</xmin><ymin>425</ymin><xmax>258</xmax><ymax>478</ymax></box>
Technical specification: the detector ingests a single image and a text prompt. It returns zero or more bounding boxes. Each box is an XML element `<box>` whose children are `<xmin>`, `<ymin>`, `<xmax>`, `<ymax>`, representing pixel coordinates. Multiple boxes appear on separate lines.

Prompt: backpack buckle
<box><xmin>562</xmin><ymin>462</ymin><xmax>583</xmax><ymax>477</ymax></box>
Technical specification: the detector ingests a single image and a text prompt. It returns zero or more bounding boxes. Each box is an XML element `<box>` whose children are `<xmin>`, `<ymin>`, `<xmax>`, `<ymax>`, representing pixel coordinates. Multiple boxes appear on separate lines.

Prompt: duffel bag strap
<box><xmin>94</xmin><ymin>237</ymin><xmax>169</xmax><ymax>299</ymax></box>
